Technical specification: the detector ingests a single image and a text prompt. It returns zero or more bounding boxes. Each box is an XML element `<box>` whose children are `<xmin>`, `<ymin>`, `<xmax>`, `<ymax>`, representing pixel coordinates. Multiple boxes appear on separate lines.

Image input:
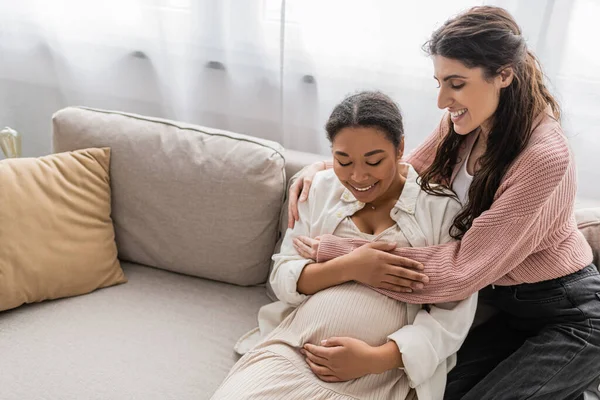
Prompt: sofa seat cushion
<box><xmin>0</xmin><ymin>262</ymin><xmax>270</xmax><ymax>400</ymax></box>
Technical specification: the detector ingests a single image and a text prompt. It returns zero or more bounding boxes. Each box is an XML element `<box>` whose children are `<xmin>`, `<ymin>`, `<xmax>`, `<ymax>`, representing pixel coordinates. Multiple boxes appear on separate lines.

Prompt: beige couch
<box><xmin>0</xmin><ymin>107</ymin><xmax>598</xmax><ymax>400</ymax></box>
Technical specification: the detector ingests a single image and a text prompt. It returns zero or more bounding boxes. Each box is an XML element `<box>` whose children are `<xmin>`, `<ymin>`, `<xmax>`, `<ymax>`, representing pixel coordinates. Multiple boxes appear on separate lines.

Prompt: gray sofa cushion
<box><xmin>0</xmin><ymin>263</ymin><xmax>270</xmax><ymax>400</ymax></box>
<box><xmin>52</xmin><ymin>107</ymin><xmax>286</xmax><ymax>286</ymax></box>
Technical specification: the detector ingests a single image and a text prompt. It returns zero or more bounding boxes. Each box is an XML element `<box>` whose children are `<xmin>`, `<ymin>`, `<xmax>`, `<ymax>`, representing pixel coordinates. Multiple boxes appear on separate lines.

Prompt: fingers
<box><xmin>293</xmin><ymin>238</ymin><xmax>315</xmax><ymax>259</ymax></box>
<box><xmin>384</xmin><ymin>266</ymin><xmax>429</xmax><ymax>285</ymax></box>
<box><xmin>304</xmin><ymin>343</ymin><xmax>330</xmax><ymax>359</ymax></box>
<box><xmin>293</xmin><ymin>237</ymin><xmax>307</xmax><ymax>253</ymax></box>
<box><xmin>382</xmin><ymin>253</ymin><xmax>425</xmax><ymax>272</ymax></box>
<box><xmin>385</xmin><ymin>267</ymin><xmax>428</xmax><ymax>285</ymax></box>
<box><xmin>299</xmin><ymin>177</ymin><xmax>312</xmax><ymax>202</ymax></box>
<box><xmin>297</xmin><ymin>236</ymin><xmax>316</xmax><ymax>247</ymax></box>
<box><xmin>367</xmin><ymin>241</ymin><xmax>397</xmax><ymax>251</ymax></box>
<box><xmin>287</xmin><ymin>181</ymin><xmax>301</xmax><ymax>229</ymax></box>
<box><xmin>293</xmin><ymin>243</ymin><xmax>307</xmax><ymax>258</ymax></box>
<box><xmin>379</xmin><ymin>282</ymin><xmax>414</xmax><ymax>293</ymax></box>
<box><xmin>294</xmin><ymin>236</ymin><xmax>319</xmax><ymax>259</ymax></box>
<box><xmin>318</xmin><ymin>374</ymin><xmax>343</xmax><ymax>383</ymax></box>
<box><xmin>321</xmin><ymin>337</ymin><xmax>344</xmax><ymax>347</ymax></box>
<box><xmin>300</xmin><ymin>348</ymin><xmax>329</xmax><ymax>365</ymax></box>
<box><xmin>367</xmin><ymin>243</ymin><xmax>424</xmax><ymax>271</ymax></box>
<box><xmin>381</xmin><ymin>276</ymin><xmax>421</xmax><ymax>291</ymax></box>
<box><xmin>306</xmin><ymin>358</ymin><xmax>335</xmax><ymax>378</ymax></box>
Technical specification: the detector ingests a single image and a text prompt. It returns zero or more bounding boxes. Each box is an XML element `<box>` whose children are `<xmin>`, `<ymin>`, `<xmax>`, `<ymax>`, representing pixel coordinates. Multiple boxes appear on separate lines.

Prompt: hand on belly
<box><xmin>300</xmin><ymin>336</ymin><xmax>381</xmax><ymax>382</ymax></box>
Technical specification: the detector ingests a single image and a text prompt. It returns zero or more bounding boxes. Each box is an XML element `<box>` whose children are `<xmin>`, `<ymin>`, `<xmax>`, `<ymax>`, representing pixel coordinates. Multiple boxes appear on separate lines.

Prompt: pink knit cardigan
<box><xmin>317</xmin><ymin>112</ymin><xmax>593</xmax><ymax>303</ymax></box>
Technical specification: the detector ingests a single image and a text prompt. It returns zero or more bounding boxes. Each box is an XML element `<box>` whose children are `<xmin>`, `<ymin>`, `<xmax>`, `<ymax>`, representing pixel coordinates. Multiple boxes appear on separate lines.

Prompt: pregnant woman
<box><xmin>211</xmin><ymin>91</ymin><xmax>477</xmax><ymax>400</ymax></box>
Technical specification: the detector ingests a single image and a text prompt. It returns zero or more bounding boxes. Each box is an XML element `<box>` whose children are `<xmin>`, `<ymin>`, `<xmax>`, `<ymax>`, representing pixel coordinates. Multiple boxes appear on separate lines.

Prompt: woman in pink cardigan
<box><xmin>288</xmin><ymin>6</ymin><xmax>600</xmax><ymax>400</ymax></box>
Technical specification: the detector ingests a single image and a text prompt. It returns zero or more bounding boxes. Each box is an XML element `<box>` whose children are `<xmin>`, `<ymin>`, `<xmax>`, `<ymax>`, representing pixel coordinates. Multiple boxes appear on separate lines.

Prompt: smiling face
<box><xmin>331</xmin><ymin>126</ymin><xmax>403</xmax><ymax>204</ymax></box>
<box><xmin>433</xmin><ymin>55</ymin><xmax>513</xmax><ymax>135</ymax></box>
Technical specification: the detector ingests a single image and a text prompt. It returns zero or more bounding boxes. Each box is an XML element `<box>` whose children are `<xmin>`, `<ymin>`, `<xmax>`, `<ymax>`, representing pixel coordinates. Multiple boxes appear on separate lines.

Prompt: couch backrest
<box><xmin>52</xmin><ymin>107</ymin><xmax>286</xmax><ymax>286</ymax></box>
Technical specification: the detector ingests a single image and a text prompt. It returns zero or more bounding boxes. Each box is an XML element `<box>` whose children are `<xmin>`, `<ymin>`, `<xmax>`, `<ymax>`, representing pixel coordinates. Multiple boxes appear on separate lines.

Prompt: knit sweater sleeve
<box><xmin>317</xmin><ymin>132</ymin><xmax>572</xmax><ymax>303</ymax></box>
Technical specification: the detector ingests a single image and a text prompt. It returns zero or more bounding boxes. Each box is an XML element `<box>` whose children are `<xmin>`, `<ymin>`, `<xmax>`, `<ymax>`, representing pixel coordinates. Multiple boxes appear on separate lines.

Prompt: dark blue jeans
<box><xmin>444</xmin><ymin>264</ymin><xmax>600</xmax><ymax>400</ymax></box>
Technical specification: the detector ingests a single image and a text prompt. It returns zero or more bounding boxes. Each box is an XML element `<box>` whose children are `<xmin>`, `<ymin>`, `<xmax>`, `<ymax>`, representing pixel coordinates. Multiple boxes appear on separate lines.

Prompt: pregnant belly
<box><xmin>286</xmin><ymin>282</ymin><xmax>409</xmax><ymax>347</ymax></box>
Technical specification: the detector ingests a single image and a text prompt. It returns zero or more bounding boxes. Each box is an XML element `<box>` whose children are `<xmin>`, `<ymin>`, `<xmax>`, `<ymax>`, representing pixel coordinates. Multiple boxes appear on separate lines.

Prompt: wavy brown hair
<box><xmin>420</xmin><ymin>6</ymin><xmax>561</xmax><ymax>239</ymax></box>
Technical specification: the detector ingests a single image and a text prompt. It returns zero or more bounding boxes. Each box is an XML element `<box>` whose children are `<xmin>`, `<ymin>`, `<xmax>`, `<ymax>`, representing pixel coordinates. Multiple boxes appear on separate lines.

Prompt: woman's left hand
<box><xmin>301</xmin><ymin>337</ymin><xmax>378</xmax><ymax>382</ymax></box>
<box><xmin>293</xmin><ymin>235</ymin><xmax>321</xmax><ymax>260</ymax></box>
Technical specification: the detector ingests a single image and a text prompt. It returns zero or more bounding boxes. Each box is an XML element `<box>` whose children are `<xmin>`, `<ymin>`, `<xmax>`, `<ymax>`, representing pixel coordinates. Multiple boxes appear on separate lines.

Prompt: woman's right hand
<box><xmin>288</xmin><ymin>161</ymin><xmax>327</xmax><ymax>228</ymax></box>
<box><xmin>345</xmin><ymin>242</ymin><xmax>429</xmax><ymax>293</ymax></box>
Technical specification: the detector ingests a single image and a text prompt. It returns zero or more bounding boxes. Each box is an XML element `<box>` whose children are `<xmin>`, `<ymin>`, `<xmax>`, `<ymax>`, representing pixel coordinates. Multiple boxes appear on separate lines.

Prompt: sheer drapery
<box><xmin>0</xmin><ymin>0</ymin><xmax>598</xmax><ymax>205</ymax></box>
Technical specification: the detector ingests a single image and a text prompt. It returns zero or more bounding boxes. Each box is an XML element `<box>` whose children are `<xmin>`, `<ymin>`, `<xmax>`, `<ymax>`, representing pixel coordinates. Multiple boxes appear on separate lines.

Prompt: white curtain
<box><xmin>0</xmin><ymin>0</ymin><xmax>598</xmax><ymax>205</ymax></box>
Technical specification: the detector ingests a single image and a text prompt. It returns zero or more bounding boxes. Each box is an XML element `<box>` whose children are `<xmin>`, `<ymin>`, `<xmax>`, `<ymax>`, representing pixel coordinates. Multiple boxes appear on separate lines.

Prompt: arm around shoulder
<box><xmin>270</xmin><ymin>183</ymin><xmax>316</xmax><ymax>306</ymax></box>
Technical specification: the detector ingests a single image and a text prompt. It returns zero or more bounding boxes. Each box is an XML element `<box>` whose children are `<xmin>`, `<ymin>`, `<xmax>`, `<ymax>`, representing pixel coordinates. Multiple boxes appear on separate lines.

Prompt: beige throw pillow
<box><xmin>0</xmin><ymin>147</ymin><xmax>126</xmax><ymax>312</ymax></box>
